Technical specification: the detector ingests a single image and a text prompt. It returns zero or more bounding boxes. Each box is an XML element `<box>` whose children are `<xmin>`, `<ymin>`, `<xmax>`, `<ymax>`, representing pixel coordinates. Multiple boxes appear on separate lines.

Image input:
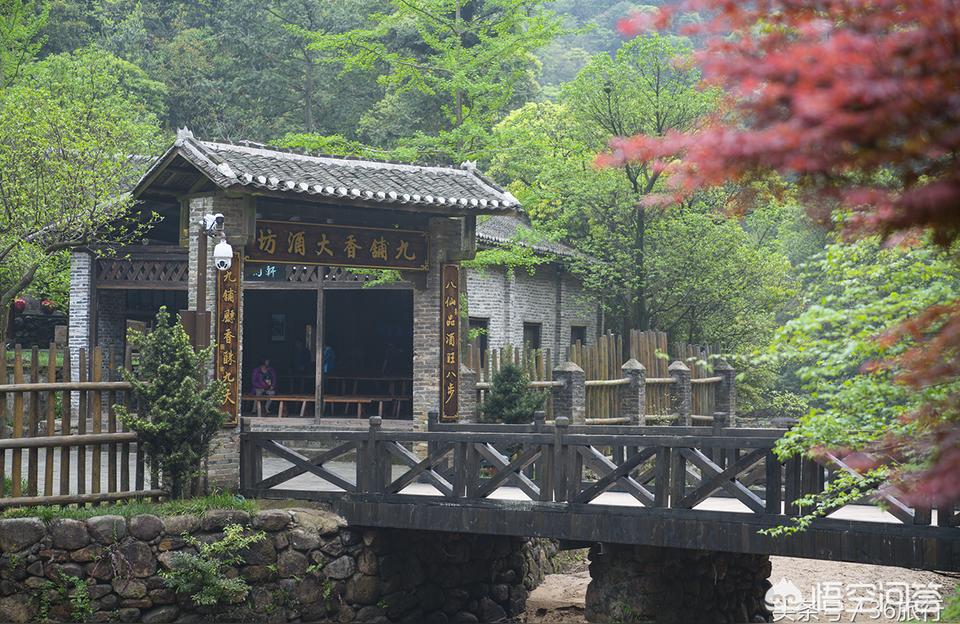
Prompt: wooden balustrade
<box><xmin>240</xmin><ymin>416</ymin><xmax>951</xmax><ymax>530</ymax></box>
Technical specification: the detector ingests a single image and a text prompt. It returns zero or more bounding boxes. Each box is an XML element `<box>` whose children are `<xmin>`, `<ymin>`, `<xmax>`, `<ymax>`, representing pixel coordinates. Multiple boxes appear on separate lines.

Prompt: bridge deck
<box><xmin>240</xmin><ymin>422</ymin><xmax>960</xmax><ymax>572</ymax></box>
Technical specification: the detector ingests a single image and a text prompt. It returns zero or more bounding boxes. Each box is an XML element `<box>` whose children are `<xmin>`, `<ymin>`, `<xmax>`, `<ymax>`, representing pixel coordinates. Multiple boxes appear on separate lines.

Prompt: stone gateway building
<box><xmin>68</xmin><ymin>130</ymin><xmax>599</xmax><ymax>434</ymax></box>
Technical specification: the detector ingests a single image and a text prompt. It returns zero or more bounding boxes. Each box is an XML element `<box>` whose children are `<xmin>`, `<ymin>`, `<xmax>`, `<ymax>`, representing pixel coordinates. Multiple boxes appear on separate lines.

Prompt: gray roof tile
<box><xmin>135</xmin><ymin>130</ymin><xmax>519</xmax><ymax>212</ymax></box>
<box><xmin>476</xmin><ymin>214</ymin><xmax>581</xmax><ymax>259</ymax></box>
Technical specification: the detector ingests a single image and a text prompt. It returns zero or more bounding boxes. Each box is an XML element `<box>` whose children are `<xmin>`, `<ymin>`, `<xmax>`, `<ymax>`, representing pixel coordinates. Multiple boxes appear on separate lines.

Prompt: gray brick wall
<box><xmin>96</xmin><ymin>290</ymin><xmax>126</xmax><ymax>365</ymax></box>
<box><xmin>465</xmin><ymin>263</ymin><xmax>598</xmax><ymax>363</ymax></box>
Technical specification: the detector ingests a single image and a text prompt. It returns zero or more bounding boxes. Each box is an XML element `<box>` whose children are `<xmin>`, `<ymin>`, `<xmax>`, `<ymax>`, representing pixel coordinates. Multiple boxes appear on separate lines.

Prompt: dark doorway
<box><xmin>322</xmin><ymin>289</ymin><xmax>413</xmax><ymax>419</ymax></box>
<box><xmin>242</xmin><ymin>290</ymin><xmax>318</xmax><ymax>398</ymax></box>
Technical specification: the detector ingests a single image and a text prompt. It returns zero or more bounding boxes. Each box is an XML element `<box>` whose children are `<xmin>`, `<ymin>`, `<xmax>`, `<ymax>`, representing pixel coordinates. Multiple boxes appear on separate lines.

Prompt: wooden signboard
<box><xmin>216</xmin><ymin>251</ymin><xmax>243</xmax><ymax>426</ymax></box>
<box><xmin>246</xmin><ymin>220</ymin><xmax>429</xmax><ymax>272</ymax></box>
<box><xmin>441</xmin><ymin>265</ymin><xmax>460</xmax><ymax>422</ymax></box>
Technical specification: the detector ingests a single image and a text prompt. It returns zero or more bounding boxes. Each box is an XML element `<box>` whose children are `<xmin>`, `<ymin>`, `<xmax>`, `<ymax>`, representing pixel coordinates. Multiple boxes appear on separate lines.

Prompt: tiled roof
<box><xmin>135</xmin><ymin>129</ymin><xmax>519</xmax><ymax>212</ymax></box>
<box><xmin>476</xmin><ymin>214</ymin><xmax>581</xmax><ymax>259</ymax></box>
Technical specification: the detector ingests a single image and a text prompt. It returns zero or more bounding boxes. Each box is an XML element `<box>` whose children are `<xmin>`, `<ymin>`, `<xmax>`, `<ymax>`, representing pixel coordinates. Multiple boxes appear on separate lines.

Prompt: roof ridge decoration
<box><xmin>134</xmin><ymin>130</ymin><xmax>520</xmax><ymax>213</ymax></box>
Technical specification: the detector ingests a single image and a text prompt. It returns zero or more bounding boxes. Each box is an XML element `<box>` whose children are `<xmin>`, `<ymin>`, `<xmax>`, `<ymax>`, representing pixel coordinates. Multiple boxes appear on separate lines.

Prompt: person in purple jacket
<box><xmin>251</xmin><ymin>358</ymin><xmax>277</xmax><ymax>415</ymax></box>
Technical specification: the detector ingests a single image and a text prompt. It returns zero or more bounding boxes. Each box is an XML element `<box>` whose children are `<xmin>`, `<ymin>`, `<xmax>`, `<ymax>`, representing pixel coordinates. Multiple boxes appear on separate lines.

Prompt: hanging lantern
<box><xmin>13</xmin><ymin>298</ymin><xmax>26</xmax><ymax>313</ymax></box>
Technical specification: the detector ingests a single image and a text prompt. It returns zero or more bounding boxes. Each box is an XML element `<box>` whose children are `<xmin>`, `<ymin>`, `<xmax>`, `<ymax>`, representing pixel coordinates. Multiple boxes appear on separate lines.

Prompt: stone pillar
<box><xmin>459</xmin><ymin>363</ymin><xmax>478</xmax><ymax>423</ymax></box>
<box><xmin>412</xmin><ymin>217</ymin><xmax>461</xmax><ymax>430</ymax></box>
<box><xmin>187</xmin><ymin>194</ymin><xmax>250</xmax><ymax>491</ymax></box>
<box><xmin>552</xmin><ymin>361</ymin><xmax>585</xmax><ymax>425</ymax></box>
<box><xmin>715</xmin><ymin>359</ymin><xmax>736</xmax><ymax>429</ymax></box>
<box><xmin>668</xmin><ymin>360</ymin><xmax>691</xmax><ymax>426</ymax></box>
<box><xmin>206</xmin><ymin>428</ymin><xmax>241</xmax><ymax>491</ymax></box>
<box><xmin>68</xmin><ymin>251</ymin><xmax>93</xmax><ymax>382</ymax></box>
<box><xmin>619</xmin><ymin>358</ymin><xmax>646</xmax><ymax>425</ymax></box>
<box><xmin>585</xmin><ymin>544</ymin><xmax>773</xmax><ymax>624</ymax></box>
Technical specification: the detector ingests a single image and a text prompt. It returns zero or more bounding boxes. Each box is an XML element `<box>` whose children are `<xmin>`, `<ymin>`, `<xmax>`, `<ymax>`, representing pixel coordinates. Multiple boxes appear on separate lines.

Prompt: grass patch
<box><xmin>1</xmin><ymin>492</ymin><xmax>257</xmax><ymax>521</ymax></box>
<box><xmin>4</xmin><ymin>349</ymin><xmax>65</xmax><ymax>368</ymax></box>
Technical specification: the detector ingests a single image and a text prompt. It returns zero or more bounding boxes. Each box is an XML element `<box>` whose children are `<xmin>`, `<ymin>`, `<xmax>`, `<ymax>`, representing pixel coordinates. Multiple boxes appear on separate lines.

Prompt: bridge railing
<box><xmin>239</xmin><ymin>416</ymin><xmax>954</xmax><ymax>529</ymax></box>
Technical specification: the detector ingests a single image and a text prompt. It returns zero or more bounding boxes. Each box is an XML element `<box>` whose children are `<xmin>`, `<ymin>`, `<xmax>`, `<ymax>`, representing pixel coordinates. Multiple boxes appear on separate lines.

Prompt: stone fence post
<box><xmin>668</xmin><ymin>360</ymin><xmax>691</xmax><ymax>426</ymax></box>
<box><xmin>458</xmin><ymin>363</ymin><xmax>477</xmax><ymax>423</ymax></box>
<box><xmin>714</xmin><ymin>359</ymin><xmax>736</xmax><ymax>429</ymax></box>
<box><xmin>619</xmin><ymin>359</ymin><xmax>646</xmax><ymax>425</ymax></box>
<box><xmin>552</xmin><ymin>362</ymin><xmax>585</xmax><ymax>425</ymax></box>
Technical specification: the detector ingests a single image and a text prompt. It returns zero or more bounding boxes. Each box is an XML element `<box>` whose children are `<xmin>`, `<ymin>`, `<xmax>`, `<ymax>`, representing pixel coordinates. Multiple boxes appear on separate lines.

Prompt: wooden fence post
<box><xmin>619</xmin><ymin>359</ymin><xmax>646</xmax><ymax>425</ymax></box>
<box><xmin>552</xmin><ymin>362</ymin><xmax>585</xmax><ymax>425</ymax></box>
<box><xmin>714</xmin><ymin>359</ymin><xmax>736</xmax><ymax>428</ymax></box>
<box><xmin>668</xmin><ymin>361</ymin><xmax>691</xmax><ymax>426</ymax></box>
<box><xmin>553</xmin><ymin>416</ymin><xmax>570</xmax><ymax>502</ymax></box>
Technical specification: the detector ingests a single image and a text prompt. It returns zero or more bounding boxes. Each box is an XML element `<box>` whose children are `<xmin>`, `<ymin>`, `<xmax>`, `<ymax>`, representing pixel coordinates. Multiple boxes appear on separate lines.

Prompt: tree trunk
<box><xmin>634</xmin><ymin>204</ymin><xmax>648</xmax><ymax>331</ymax></box>
<box><xmin>304</xmin><ymin>56</ymin><xmax>315</xmax><ymax>132</ymax></box>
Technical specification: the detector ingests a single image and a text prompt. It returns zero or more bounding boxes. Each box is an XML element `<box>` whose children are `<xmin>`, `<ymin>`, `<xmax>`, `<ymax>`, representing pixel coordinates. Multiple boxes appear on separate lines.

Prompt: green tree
<box><xmin>480</xmin><ymin>363</ymin><xmax>546</xmax><ymax>424</ymax></box>
<box><xmin>116</xmin><ymin>308</ymin><xmax>227</xmax><ymax>499</ymax></box>
<box><xmin>0</xmin><ymin>46</ymin><xmax>162</xmax><ymax>346</ymax></box>
<box><xmin>310</xmin><ymin>0</ymin><xmax>564</xmax><ymax>162</ymax></box>
<box><xmin>562</xmin><ymin>32</ymin><xmax>715</xmax><ymax>331</ymax></box>
<box><xmin>0</xmin><ymin>0</ymin><xmax>47</xmax><ymax>87</ymax></box>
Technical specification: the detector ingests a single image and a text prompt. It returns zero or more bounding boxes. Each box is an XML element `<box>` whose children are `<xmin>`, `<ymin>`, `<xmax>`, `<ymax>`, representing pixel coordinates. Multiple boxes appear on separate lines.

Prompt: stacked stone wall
<box><xmin>585</xmin><ymin>544</ymin><xmax>772</xmax><ymax>624</ymax></box>
<box><xmin>0</xmin><ymin>508</ymin><xmax>556</xmax><ymax>624</ymax></box>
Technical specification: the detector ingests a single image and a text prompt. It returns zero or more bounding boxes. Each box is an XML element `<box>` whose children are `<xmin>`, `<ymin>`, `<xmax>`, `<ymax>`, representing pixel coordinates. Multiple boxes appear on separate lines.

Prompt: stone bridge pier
<box><xmin>585</xmin><ymin>544</ymin><xmax>773</xmax><ymax>624</ymax></box>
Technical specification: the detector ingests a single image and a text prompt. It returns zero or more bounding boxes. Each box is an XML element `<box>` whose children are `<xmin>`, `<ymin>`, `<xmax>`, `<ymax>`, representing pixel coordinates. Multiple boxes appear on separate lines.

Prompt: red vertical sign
<box><xmin>440</xmin><ymin>265</ymin><xmax>460</xmax><ymax>422</ymax></box>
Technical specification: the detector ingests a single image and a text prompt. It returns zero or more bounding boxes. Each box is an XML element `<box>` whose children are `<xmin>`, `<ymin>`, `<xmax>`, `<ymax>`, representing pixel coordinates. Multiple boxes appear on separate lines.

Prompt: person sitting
<box><xmin>251</xmin><ymin>358</ymin><xmax>277</xmax><ymax>415</ymax></box>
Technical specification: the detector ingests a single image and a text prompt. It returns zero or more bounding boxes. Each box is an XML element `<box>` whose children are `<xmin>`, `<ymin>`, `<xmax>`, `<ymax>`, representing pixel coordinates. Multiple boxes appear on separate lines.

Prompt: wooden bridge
<box><xmin>239</xmin><ymin>414</ymin><xmax>960</xmax><ymax>573</ymax></box>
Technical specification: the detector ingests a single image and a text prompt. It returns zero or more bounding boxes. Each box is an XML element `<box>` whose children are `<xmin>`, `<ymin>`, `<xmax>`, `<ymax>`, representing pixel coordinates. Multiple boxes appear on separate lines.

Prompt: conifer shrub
<box><xmin>480</xmin><ymin>363</ymin><xmax>546</xmax><ymax>424</ymax></box>
<box><xmin>116</xmin><ymin>307</ymin><xmax>227</xmax><ymax>498</ymax></box>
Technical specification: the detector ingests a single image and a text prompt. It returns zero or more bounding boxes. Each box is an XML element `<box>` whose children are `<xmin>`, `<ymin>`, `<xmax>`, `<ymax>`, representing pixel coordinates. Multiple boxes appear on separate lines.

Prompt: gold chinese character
<box><xmin>445</xmin><ymin>382</ymin><xmax>456</xmax><ymax>404</ymax></box>
<box><xmin>443</xmin><ymin>296</ymin><xmax>457</xmax><ymax>308</ymax></box>
<box><xmin>445</xmin><ymin>280</ymin><xmax>457</xmax><ymax>289</ymax></box>
<box><xmin>223</xmin><ymin>327</ymin><xmax>235</xmax><ymax>345</ymax></box>
<box><xmin>257</xmin><ymin>228</ymin><xmax>277</xmax><ymax>255</ymax></box>
<box><xmin>221</xmin><ymin>371</ymin><xmax>236</xmax><ymax>384</ymax></box>
<box><xmin>344</xmin><ymin>235</ymin><xmax>361</xmax><ymax>259</ymax></box>
<box><xmin>224</xmin><ymin>393</ymin><xmax>236</xmax><ymax>406</ymax></box>
<box><xmin>445</xmin><ymin>332</ymin><xmax>456</xmax><ymax>347</ymax></box>
<box><xmin>446</xmin><ymin>352</ymin><xmax>456</xmax><ymax>365</ymax></box>
<box><xmin>395</xmin><ymin>240</ymin><xmax>416</xmax><ymax>261</ymax></box>
<box><xmin>222</xmin><ymin>350</ymin><xmax>235</xmax><ymax>367</ymax></box>
<box><xmin>222</xmin><ymin>308</ymin><xmax>236</xmax><ymax>324</ymax></box>
<box><xmin>222</xmin><ymin>287</ymin><xmax>235</xmax><ymax>304</ymax></box>
<box><xmin>446</xmin><ymin>370</ymin><xmax>458</xmax><ymax>379</ymax></box>
<box><xmin>445</xmin><ymin>314</ymin><xmax>456</xmax><ymax>328</ymax></box>
<box><xmin>288</xmin><ymin>231</ymin><xmax>306</xmax><ymax>256</ymax></box>
<box><xmin>370</xmin><ymin>237</ymin><xmax>388</xmax><ymax>260</ymax></box>
<box><xmin>316</xmin><ymin>234</ymin><xmax>334</xmax><ymax>257</ymax></box>
<box><xmin>221</xmin><ymin>269</ymin><xmax>236</xmax><ymax>284</ymax></box>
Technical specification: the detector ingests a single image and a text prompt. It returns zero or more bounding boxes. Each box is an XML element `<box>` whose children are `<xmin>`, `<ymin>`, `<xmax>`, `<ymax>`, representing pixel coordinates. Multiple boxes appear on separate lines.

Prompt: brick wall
<box><xmin>96</xmin><ymin>290</ymin><xmax>126</xmax><ymax>365</ymax></box>
<box><xmin>465</xmin><ymin>263</ymin><xmax>598</xmax><ymax>364</ymax></box>
<box><xmin>68</xmin><ymin>251</ymin><xmax>92</xmax><ymax>385</ymax></box>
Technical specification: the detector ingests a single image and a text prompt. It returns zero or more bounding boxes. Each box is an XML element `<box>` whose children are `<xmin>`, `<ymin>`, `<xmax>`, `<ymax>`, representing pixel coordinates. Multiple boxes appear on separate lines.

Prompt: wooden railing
<box><xmin>0</xmin><ymin>345</ymin><xmax>161</xmax><ymax>508</ymax></box>
<box><xmin>465</xmin><ymin>331</ymin><xmax>724</xmax><ymax>423</ymax></box>
<box><xmin>240</xmin><ymin>416</ymin><xmax>956</xmax><ymax>529</ymax></box>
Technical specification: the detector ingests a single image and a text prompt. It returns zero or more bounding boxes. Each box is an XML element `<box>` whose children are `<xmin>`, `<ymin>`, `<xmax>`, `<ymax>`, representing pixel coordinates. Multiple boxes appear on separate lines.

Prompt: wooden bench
<box><xmin>242</xmin><ymin>394</ymin><xmax>315</xmax><ymax>418</ymax></box>
<box><xmin>321</xmin><ymin>395</ymin><xmax>409</xmax><ymax>418</ymax></box>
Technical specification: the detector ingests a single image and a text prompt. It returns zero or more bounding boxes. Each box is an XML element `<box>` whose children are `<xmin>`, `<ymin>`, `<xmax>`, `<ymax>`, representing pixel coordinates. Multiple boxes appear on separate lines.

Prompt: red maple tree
<box><xmin>606</xmin><ymin>1</ymin><xmax>960</xmax><ymax>506</ymax></box>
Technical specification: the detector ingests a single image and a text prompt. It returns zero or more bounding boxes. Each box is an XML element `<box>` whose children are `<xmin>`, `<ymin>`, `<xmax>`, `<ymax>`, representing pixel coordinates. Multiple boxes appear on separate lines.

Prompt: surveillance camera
<box><xmin>201</xmin><ymin>213</ymin><xmax>226</xmax><ymax>234</ymax></box>
<box><xmin>214</xmin><ymin>213</ymin><xmax>225</xmax><ymax>228</ymax></box>
<box><xmin>213</xmin><ymin>239</ymin><xmax>234</xmax><ymax>271</ymax></box>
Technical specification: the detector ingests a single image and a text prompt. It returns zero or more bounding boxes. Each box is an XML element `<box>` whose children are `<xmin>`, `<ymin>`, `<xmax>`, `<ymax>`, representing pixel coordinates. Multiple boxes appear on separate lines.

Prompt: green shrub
<box><xmin>480</xmin><ymin>363</ymin><xmax>546</xmax><ymax>424</ymax></box>
<box><xmin>115</xmin><ymin>307</ymin><xmax>227</xmax><ymax>498</ymax></box>
<box><xmin>161</xmin><ymin>524</ymin><xmax>264</xmax><ymax>607</ymax></box>
<box><xmin>1</xmin><ymin>492</ymin><xmax>256</xmax><ymax>521</ymax></box>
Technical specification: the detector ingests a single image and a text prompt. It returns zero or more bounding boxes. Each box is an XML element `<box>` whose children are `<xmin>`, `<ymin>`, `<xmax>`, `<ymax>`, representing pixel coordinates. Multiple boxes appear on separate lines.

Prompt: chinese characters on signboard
<box><xmin>441</xmin><ymin>265</ymin><xmax>460</xmax><ymax>422</ymax></box>
<box><xmin>246</xmin><ymin>220</ymin><xmax>429</xmax><ymax>271</ymax></box>
<box><xmin>216</xmin><ymin>251</ymin><xmax>242</xmax><ymax>426</ymax></box>
<box><xmin>244</xmin><ymin>263</ymin><xmax>285</xmax><ymax>281</ymax></box>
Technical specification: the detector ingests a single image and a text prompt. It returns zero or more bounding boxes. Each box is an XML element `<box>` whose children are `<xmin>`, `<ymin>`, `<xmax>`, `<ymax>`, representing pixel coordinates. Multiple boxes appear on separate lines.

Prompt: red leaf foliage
<box><xmin>609</xmin><ymin>1</ymin><xmax>960</xmax><ymax>506</ymax></box>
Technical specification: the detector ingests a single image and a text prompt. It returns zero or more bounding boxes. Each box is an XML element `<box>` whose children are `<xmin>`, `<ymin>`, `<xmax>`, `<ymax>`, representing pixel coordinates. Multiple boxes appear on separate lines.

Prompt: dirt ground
<box><xmin>524</xmin><ymin>552</ymin><xmax>958</xmax><ymax>623</ymax></box>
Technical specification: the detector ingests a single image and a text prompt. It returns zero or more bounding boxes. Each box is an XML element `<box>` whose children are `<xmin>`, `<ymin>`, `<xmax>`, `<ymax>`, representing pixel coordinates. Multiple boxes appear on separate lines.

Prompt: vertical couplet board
<box><xmin>441</xmin><ymin>264</ymin><xmax>460</xmax><ymax>422</ymax></box>
<box><xmin>216</xmin><ymin>251</ymin><xmax>243</xmax><ymax>426</ymax></box>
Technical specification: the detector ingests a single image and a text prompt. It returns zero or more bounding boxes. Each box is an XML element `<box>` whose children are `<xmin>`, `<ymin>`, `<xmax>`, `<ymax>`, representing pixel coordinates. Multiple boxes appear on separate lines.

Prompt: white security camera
<box><xmin>201</xmin><ymin>213</ymin><xmax>226</xmax><ymax>234</ymax></box>
<box><xmin>213</xmin><ymin>239</ymin><xmax>234</xmax><ymax>271</ymax></box>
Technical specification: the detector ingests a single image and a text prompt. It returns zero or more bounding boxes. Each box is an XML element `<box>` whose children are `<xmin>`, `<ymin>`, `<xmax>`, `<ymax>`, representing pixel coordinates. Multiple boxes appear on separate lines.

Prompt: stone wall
<box><xmin>0</xmin><ymin>508</ymin><xmax>556</xmax><ymax>624</ymax></box>
<box><xmin>585</xmin><ymin>544</ymin><xmax>772</xmax><ymax>624</ymax></box>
